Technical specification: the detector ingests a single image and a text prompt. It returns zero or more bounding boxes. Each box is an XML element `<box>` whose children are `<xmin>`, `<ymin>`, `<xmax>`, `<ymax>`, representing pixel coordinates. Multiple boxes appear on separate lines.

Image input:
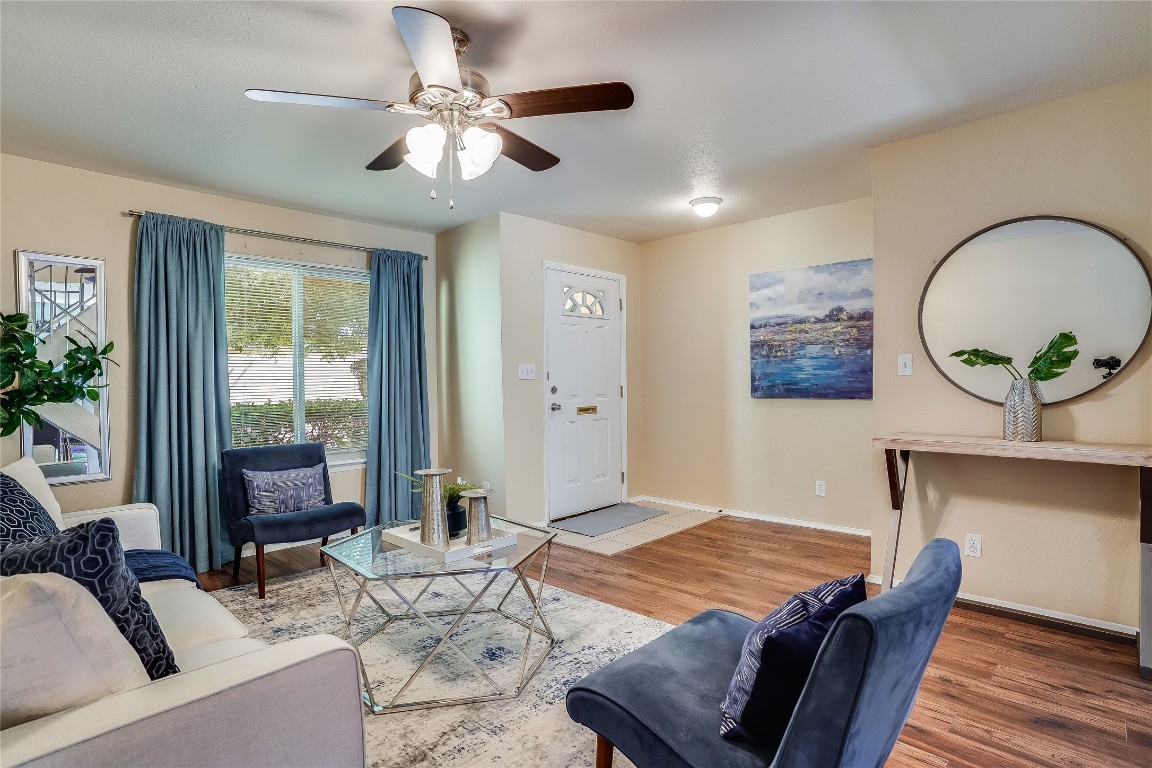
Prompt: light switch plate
<box><xmin>897</xmin><ymin>354</ymin><xmax>913</xmax><ymax>376</ymax></box>
<box><xmin>518</xmin><ymin>364</ymin><xmax>536</xmax><ymax>380</ymax></box>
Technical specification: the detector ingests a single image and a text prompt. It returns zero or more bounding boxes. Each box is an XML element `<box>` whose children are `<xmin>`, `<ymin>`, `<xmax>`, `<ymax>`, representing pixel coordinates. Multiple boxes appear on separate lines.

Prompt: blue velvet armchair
<box><xmin>220</xmin><ymin>443</ymin><xmax>366</xmax><ymax>598</ymax></box>
<box><xmin>567</xmin><ymin>538</ymin><xmax>962</xmax><ymax>768</ymax></box>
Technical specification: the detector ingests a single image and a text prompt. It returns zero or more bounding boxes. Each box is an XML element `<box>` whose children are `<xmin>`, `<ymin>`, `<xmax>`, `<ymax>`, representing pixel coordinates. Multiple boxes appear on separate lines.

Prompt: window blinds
<box><xmin>224</xmin><ymin>257</ymin><xmax>370</xmax><ymax>459</ymax></box>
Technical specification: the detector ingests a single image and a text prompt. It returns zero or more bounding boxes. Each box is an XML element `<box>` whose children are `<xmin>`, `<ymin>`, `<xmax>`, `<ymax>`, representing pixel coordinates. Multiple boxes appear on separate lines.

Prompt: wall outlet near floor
<box><xmin>897</xmin><ymin>353</ymin><xmax>913</xmax><ymax>376</ymax></box>
<box><xmin>964</xmin><ymin>533</ymin><xmax>982</xmax><ymax>557</ymax></box>
<box><xmin>815</xmin><ymin>480</ymin><xmax>826</xmax><ymax>497</ymax></box>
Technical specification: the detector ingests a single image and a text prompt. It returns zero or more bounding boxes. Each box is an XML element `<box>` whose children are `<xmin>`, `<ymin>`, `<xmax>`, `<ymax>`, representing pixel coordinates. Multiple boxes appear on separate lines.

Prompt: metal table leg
<box><xmin>1140</xmin><ymin>466</ymin><xmax>1151</xmax><ymax>680</ymax></box>
<box><xmin>881</xmin><ymin>449</ymin><xmax>910</xmax><ymax>592</ymax></box>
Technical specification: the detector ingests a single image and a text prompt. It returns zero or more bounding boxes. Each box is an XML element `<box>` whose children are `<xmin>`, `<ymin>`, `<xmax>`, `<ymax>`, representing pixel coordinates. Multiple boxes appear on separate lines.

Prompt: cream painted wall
<box><xmin>434</xmin><ymin>215</ymin><xmax>506</xmax><ymax>512</ymax></box>
<box><xmin>636</xmin><ymin>199</ymin><xmax>878</xmax><ymax>532</ymax></box>
<box><xmin>1</xmin><ymin>153</ymin><xmax>438</xmax><ymax>515</ymax></box>
<box><xmin>498</xmin><ymin>213</ymin><xmax>642</xmax><ymax>525</ymax></box>
<box><xmin>872</xmin><ymin>77</ymin><xmax>1151</xmax><ymax>627</ymax></box>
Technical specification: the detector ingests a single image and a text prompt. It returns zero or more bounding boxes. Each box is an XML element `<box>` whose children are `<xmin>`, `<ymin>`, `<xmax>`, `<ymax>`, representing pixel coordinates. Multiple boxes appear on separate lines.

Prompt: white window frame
<box><xmin>224</xmin><ymin>253</ymin><xmax>370</xmax><ymax>468</ymax></box>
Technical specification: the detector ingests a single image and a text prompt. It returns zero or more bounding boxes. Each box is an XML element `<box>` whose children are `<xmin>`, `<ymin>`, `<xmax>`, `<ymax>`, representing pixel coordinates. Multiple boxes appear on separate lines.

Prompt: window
<box><xmin>224</xmin><ymin>255</ymin><xmax>370</xmax><ymax>462</ymax></box>
<box><xmin>562</xmin><ymin>285</ymin><xmax>606</xmax><ymax>316</ymax></box>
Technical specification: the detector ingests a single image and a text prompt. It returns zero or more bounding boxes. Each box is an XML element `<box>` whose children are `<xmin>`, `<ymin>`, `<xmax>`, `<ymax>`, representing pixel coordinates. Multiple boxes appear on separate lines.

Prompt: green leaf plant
<box><xmin>396</xmin><ymin>472</ymin><xmax>480</xmax><ymax>506</ymax></box>
<box><xmin>950</xmin><ymin>331</ymin><xmax>1078</xmax><ymax>382</ymax></box>
<box><xmin>0</xmin><ymin>312</ymin><xmax>117</xmax><ymax>437</ymax></box>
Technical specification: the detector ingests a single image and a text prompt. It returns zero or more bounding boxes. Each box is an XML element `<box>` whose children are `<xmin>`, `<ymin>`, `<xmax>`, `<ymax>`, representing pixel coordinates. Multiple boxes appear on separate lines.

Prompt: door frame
<box><xmin>541</xmin><ymin>261</ymin><xmax>628</xmax><ymax>523</ymax></box>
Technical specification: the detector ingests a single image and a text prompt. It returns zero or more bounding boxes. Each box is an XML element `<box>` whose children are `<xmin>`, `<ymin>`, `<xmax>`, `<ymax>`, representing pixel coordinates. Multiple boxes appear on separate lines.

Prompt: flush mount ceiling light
<box><xmin>690</xmin><ymin>197</ymin><xmax>723</xmax><ymax>218</ymax></box>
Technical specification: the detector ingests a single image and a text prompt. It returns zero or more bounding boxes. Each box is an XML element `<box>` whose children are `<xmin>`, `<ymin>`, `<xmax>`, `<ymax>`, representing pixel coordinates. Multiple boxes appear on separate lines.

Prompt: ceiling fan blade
<box><xmin>480</xmin><ymin>123</ymin><xmax>559</xmax><ymax>172</ymax></box>
<box><xmin>392</xmin><ymin>6</ymin><xmax>463</xmax><ymax>93</ymax></box>
<box><xmin>245</xmin><ymin>89</ymin><xmax>408</xmax><ymax>113</ymax></box>
<box><xmin>366</xmin><ymin>135</ymin><xmax>409</xmax><ymax>171</ymax></box>
<box><xmin>488</xmin><ymin>82</ymin><xmax>634</xmax><ymax>119</ymax></box>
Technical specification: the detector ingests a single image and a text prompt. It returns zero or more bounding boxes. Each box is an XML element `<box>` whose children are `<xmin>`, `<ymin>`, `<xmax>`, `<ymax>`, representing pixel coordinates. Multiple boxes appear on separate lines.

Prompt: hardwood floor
<box><xmin>200</xmin><ymin>517</ymin><xmax>1152</xmax><ymax>767</ymax></box>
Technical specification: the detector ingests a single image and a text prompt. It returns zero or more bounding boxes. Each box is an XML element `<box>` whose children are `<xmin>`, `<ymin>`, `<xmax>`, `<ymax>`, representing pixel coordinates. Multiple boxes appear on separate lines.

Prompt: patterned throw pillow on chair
<box><xmin>241</xmin><ymin>463</ymin><xmax>327</xmax><ymax>515</ymax></box>
<box><xmin>720</xmin><ymin>573</ymin><xmax>867</xmax><ymax>748</ymax></box>
<box><xmin>0</xmin><ymin>473</ymin><xmax>60</xmax><ymax>549</ymax></box>
<box><xmin>0</xmin><ymin>517</ymin><xmax>179</xmax><ymax>680</ymax></box>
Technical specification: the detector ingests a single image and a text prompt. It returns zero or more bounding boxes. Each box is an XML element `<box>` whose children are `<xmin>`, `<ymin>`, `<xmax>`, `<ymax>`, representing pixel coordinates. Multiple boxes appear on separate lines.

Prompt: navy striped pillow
<box><xmin>241</xmin><ymin>463</ymin><xmax>326</xmax><ymax>515</ymax></box>
<box><xmin>720</xmin><ymin>573</ymin><xmax>867</xmax><ymax>748</ymax></box>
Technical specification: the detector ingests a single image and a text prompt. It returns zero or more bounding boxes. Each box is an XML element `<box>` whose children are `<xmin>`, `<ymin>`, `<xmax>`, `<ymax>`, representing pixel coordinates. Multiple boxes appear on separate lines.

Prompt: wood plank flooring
<box><xmin>199</xmin><ymin>516</ymin><xmax>1152</xmax><ymax>767</ymax></box>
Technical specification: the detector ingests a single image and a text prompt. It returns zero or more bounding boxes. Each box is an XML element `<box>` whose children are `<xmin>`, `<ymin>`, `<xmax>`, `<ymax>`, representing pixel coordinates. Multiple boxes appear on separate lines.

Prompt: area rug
<box><xmin>550</xmin><ymin>502</ymin><xmax>665</xmax><ymax>536</ymax></box>
<box><xmin>215</xmin><ymin>568</ymin><xmax>671</xmax><ymax>768</ymax></box>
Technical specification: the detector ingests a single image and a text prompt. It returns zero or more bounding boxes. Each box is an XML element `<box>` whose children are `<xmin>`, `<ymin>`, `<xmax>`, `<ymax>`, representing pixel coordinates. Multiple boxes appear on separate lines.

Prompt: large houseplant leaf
<box><xmin>1</xmin><ymin>312</ymin><xmax>116</xmax><ymax>436</ymax></box>
<box><xmin>949</xmin><ymin>348</ymin><xmax>1015</xmax><ymax>369</ymax></box>
<box><xmin>1027</xmin><ymin>331</ymin><xmax>1079</xmax><ymax>381</ymax></box>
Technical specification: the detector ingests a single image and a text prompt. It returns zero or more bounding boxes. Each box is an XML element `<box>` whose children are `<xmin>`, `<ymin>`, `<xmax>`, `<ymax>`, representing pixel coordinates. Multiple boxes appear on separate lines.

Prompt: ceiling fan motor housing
<box><xmin>408</xmin><ymin>68</ymin><xmax>489</xmax><ymax>107</ymax></box>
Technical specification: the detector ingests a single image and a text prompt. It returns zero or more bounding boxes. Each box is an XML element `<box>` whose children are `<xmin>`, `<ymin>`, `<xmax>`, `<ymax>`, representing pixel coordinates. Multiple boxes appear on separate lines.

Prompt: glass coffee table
<box><xmin>320</xmin><ymin>517</ymin><xmax>556</xmax><ymax>713</ymax></box>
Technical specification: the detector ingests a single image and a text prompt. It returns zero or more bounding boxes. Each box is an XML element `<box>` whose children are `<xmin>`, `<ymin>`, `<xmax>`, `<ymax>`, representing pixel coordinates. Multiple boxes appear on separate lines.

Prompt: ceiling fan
<box><xmin>246</xmin><ymin>5</ymin><xmax>634</xmax><ymax>193</ymax></box>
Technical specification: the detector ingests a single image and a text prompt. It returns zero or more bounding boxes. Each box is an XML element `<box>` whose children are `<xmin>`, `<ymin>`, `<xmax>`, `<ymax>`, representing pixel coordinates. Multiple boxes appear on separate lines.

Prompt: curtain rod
<box><xmin>123</xmin><ymin>210</ymin><xmax>427</xmax><ymax>260</ymax></box>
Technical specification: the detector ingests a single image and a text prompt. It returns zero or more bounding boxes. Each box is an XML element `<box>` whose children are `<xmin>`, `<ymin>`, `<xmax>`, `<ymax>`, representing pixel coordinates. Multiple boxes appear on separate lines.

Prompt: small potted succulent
<box><xmin>950</xmin><ymin>331</ymin><xmax>1078</xmax><ymax>441</ymax></box>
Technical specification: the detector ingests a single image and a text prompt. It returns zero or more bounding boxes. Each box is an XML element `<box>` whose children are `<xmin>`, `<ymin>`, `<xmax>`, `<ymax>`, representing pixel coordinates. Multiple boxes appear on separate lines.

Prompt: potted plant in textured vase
<box><xmin>950</xmin><ymin>331</ymin><xmax>1078</xmax><ymax>442</ymax></box>
<box><xmin>1</xmin><ymin>312</ymin><xmax>116</xmax><ymax>437</ymax></box>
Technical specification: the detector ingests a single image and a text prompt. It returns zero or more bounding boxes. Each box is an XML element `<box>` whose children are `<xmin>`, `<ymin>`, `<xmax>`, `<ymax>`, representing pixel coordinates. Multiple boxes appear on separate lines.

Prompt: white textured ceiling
<box><xmin>2</xmin><ymin>1</ymin><xmax>1149</xmax><ymax>243</ymax></box>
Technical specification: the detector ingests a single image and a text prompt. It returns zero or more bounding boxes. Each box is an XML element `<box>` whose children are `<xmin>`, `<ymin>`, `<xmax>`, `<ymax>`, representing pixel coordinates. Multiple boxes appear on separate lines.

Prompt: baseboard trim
<box><xmin>630</xmin><ymin>495</ymin><xmax>870</xmax><ymax>538</ymax></box>
<box><xmin>866</xmin><ymin>575</ymin><xmax>1137</xmax><ymax>643</ymax></box>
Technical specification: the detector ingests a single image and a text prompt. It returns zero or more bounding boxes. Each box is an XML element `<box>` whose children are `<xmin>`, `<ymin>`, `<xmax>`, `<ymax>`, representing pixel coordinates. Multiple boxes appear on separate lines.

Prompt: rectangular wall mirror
<box><xmin>17</xmin><ymin>250</ymin><xmax>111</xmax><ymax>484</ymax></box>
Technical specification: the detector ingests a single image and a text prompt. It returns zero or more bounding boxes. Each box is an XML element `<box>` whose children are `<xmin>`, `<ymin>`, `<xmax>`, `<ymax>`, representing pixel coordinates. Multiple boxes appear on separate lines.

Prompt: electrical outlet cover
<box><xmin>964</xmin><ymin>533</ymin><xmax>982</xmax><ymax>557</ymax></box>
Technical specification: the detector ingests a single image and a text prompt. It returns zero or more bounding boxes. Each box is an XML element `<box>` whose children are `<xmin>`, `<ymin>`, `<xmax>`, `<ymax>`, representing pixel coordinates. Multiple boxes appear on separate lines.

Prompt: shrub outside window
<box><xmin>224</xmin><ymin>255</ymin><xmax>369</xmax><ymax>463</ymax></box>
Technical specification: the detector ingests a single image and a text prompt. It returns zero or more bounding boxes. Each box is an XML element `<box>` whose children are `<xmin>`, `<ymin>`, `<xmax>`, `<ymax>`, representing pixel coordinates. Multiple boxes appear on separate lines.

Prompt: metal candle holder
<box><xmin>462</xmin><ymin>489</ymin><xmax>494</xmax><ymax>545</ymax></box>
<box><xmin>415</xmin><ymin>468</ymin><xmax>452</xmax><ymax>549</ymax></box>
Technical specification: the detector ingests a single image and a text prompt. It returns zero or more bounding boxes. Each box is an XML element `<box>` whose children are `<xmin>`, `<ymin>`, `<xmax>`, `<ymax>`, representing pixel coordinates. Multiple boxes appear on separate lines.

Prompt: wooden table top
<box><xmin>873</xmin><ymin>432</ymin><xmax>1152</xmax><ymax>467</ymax></box>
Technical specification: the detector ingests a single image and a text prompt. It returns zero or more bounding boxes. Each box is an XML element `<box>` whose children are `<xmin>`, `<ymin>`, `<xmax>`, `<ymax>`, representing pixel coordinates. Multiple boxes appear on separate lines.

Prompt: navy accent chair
<box><xmin>566</xmin><ymin>538</ymin><xmax>962</xmax><ymax>768</ymax></box>
<box><xmin>221</xmin><ymin>443</ymin><xmax>366</xmax><ymax>598</ymax></box>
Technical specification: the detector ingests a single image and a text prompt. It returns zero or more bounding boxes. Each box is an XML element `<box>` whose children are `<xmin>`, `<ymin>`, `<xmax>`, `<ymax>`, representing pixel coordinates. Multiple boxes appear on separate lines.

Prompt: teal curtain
<box><xmin>132</xmin><ymin>212</ymin><xmax>232</xmax><ymax>571</ymax></box>
<box><xmin>365</xmin><ymin>249</ymin><xmax>429</xmax><ymax>524</ymax></box>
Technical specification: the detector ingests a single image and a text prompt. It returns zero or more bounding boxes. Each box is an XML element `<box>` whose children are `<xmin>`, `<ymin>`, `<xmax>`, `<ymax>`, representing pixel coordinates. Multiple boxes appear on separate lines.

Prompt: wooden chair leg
<box><xmin>320</xmin><ymin>536</ymin><xmax>329</xmax><ymax>566</ymax></box>
<box><xmin>232</xmin><ymin>546</ymin><xmax>242</xmax><ymax>579</ymax></box>
<box><xmin>256</xmin><ymin>545</ymin><xmax>266</xmax><ymax>599</ymax></box>
<box><xmin>596</xmin><ymin>734</ymin><xmax>614</xmax><ymax>768</ymax></box>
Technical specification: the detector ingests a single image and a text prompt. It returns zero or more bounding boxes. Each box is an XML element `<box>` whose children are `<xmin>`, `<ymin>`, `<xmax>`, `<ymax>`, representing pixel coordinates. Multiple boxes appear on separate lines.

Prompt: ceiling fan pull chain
<box><xmin>429</xmin><ymin>170</ymin><xmax>437</xmax><ymax>200</ymax></box>
<box><xmin>449</xmin><ymin>142</ymin><xmax>455</xmax><ymax>210</ymax></box>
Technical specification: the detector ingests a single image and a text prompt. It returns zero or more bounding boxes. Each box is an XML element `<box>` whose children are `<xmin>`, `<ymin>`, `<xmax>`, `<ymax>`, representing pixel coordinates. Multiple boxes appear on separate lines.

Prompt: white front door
<box><xmin>544</xmin><ymin>265</ymin><xmax>625</xmax><ymax>521</ymax></box>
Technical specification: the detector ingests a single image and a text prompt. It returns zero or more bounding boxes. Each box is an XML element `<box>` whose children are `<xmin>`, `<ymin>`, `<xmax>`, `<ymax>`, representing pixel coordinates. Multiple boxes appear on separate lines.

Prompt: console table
<box><xmin>873</xmin><ymin>432</ymin><xmax>1152</xmax><ymax>680</ymax></box>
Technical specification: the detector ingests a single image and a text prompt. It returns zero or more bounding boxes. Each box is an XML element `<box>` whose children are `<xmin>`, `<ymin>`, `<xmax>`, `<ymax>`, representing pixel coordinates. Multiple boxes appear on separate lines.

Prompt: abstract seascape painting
<box><xmin>750</xmin><ymin>259</ymin><xmax>874</xmax><ymax>399</ymax></box>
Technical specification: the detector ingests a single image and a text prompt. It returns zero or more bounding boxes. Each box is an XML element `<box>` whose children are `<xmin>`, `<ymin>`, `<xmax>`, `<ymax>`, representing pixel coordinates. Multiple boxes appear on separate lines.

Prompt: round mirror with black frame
<box><xmin>919</xmin><ymin>216</ymin><xmax>1152</xmax><ymax>406</ymax></box>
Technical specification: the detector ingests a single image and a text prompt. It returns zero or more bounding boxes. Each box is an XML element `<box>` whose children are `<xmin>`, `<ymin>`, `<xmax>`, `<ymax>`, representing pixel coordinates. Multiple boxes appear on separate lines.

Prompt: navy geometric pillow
<box><xmin>0</xmin><ymin>472</ymin><xmax>60</xmax><ymax>549</ymax></box>
<box><xmin>0</xmin><ymin>517</ymin><xmax>180</xmax><ymax>679</ymax></box>
<box><xmin>242</xmin><ymin>463</ymin><xmax>326</xmax><ymax>515</ymax></box>
<box><xmin>720</xmin><ymin>573</ymin><xmax>867</xmax><ymax>748</ymax></box>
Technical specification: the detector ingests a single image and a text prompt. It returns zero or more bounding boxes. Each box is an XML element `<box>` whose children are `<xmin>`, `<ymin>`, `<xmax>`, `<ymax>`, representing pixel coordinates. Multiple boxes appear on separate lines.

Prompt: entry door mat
<box><xmin>551</xmin><ymin>503</ymin><xmax>666</xmax><ymax>537</ymax></box>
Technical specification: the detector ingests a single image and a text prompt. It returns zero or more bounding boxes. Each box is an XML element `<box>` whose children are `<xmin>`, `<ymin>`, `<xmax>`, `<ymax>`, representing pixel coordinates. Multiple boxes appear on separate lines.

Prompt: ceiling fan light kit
<box><xmin>244</xmin><ymin>5</ymin><xmax>634</xmax><ymax>208</ymax></box>
<box><xmin>690</xmin><ymin>197</ymin><xmax>723</xmax><ymax>218</ymax></box>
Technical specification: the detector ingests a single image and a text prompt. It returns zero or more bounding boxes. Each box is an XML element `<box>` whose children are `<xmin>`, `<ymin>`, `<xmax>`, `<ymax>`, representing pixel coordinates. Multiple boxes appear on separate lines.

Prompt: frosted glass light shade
<box><xmin>403</xmin><ymin>123</ymin><xmax>447</xmax><ymax>178</ymax></box>
<box><xmin>458</xmin><ymin>126</ymin><xmax>502</xmax><ymax>180</ymax></box>
<box><xmin>690</xmin><ymin>197</ymin><xmax>722</xmax><ymax>217</ymax></box>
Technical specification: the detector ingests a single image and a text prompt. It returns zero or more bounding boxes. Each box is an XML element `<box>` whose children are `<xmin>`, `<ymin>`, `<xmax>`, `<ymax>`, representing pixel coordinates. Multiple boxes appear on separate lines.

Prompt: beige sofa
<box><xmin>0</xmin><ymin>460</ymin><xmax>366</xmax><ymax>768</ymax></box>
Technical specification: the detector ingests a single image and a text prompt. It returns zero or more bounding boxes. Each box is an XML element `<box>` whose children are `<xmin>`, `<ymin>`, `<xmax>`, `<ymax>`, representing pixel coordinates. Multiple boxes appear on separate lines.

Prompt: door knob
<box><xmin>550</xmin><ymin>403</ymin><xmax>562</xmax><ymax>411</ymax></box>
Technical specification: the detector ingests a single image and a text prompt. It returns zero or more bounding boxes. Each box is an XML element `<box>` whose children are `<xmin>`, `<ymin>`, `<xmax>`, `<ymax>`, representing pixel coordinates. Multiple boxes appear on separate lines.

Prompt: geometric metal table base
<box><xmin>326</xmin><ymin>541</ymin><xmax>555</xmax><ymax>713</ymax></box>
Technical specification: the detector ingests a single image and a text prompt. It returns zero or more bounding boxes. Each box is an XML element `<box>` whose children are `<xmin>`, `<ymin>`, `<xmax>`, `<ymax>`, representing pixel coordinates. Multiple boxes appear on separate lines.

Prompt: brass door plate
<box><xmin>576</xmin><ymin>405</ymin><xmax>598</xmax><ymax>415</ymax></box>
